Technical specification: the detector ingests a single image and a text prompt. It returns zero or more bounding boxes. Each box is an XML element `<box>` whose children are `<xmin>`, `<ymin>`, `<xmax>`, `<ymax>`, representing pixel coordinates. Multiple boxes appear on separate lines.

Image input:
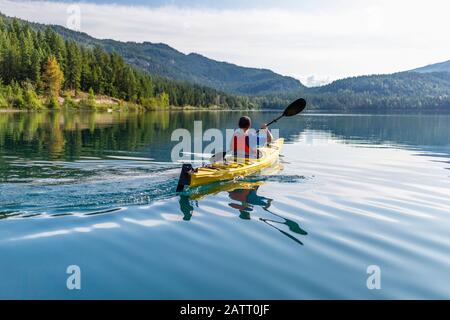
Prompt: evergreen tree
<box><xmin>23</xmin><ymin>82</ymin><xmax>43</xmax><ymax>110</ymax></box>
<box><xmin>30</xmin><ymin>49</ymin><xmax>42</xmax><ymax>85</ymax></box>
<box><xmin>65</xmin><ymin>41</ymin><xmax>81</xmax><ymax>92</ymax></box>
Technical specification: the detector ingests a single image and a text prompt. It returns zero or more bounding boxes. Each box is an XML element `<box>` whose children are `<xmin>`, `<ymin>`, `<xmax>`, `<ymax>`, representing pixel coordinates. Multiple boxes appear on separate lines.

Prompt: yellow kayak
<box><xmin>176</xmin><ymin>138</ymin><xmax>284</xmax><ymax>191</ymax></box>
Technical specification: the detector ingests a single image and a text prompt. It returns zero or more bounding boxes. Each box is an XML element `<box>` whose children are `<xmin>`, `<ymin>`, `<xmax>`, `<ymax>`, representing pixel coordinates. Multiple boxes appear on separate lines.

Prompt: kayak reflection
<box><xmin>178</xmin><ymin>180</ymin><xmax>308</xmax><ymax>245</ymax></box>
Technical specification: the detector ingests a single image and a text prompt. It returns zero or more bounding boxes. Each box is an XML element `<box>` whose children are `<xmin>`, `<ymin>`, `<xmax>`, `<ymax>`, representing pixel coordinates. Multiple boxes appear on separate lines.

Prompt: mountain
<box><xmin>258</xmin><ymin>71</ymin><xmax>450</xmax><ymax>111</ymax></box>
<box><xmin>314</xmin><ymin>71</ymin><xmax>450</xmax><ymax>96</ymax></box>
<box><xmin>305</xmin><ymin>71</ymin><xmax>450</xmax><ymax>111</ymax></box>
<box><xmin>0</xmin><ymin>13</ymin><xmax>256</xmax><ymax>110</ymax></box>
<box><xmin>2</xmin><ymin>12</ymin><xmax>449</xmax><ymax>112</ymax></box>
<box><xmin>411</xmin><ymin>60</ymin><xmax>450</xmax><ymax>73</ymax></box>
<box><xmin>46</xmin><ymin>25</ymin><xmax>305</xmax><ymax>96</ymax></box>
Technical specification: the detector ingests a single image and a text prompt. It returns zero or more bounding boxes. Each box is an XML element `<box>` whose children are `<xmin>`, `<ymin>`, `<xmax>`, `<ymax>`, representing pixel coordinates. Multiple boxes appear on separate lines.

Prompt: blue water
<box><xmin>0</xmin><ymin>111</ymin><xmax>449</xmax><ymax>299</ymax></box>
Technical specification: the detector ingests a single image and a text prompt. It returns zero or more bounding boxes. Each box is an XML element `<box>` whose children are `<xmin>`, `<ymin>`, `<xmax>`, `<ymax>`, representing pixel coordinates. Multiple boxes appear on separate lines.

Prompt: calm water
<box><xmin>0</xmin><ymin>111</ymin><xmax>449</xmax><ymax>299</ymax></box>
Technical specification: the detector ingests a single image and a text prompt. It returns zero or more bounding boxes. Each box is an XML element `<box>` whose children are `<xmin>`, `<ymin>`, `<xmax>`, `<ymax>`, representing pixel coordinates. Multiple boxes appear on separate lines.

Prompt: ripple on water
<box><xmin>1</xmin><ymin>115</ymin><xmax>450</xmax><ymax>299</ymax></box>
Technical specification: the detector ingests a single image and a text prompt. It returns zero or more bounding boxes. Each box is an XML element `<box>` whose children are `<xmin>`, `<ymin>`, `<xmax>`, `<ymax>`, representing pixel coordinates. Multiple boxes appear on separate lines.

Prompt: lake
<box><xmin>0</xmin><ymin>111</ymin><xmax>449</xmax><ymax>299</ymax></box>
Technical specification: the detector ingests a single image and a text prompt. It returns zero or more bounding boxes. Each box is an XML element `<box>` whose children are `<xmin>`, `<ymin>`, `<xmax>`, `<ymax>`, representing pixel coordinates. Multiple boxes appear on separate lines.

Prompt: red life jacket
<box><xmin>233</xmin><ymin>135</ymin><xmax>250</xmax><ymax>155</ymax></box>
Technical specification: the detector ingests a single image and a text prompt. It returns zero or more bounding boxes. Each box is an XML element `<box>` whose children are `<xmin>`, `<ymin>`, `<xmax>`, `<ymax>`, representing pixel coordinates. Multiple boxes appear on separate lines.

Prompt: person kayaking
<box><xmin>175</xmin><ymin>98</ymin><xmax>306</xmax><ymax>192</ymax></box>
<box><xmin>230</xmin><ymin>116</ymin><xmax>274</xmax><ymax>159</ymax></box>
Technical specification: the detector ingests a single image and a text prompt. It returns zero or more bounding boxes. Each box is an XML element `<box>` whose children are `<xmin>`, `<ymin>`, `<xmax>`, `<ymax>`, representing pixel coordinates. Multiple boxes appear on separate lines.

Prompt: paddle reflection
<box><xmin>178</xmin><ymin>181</ymin><xmax>308</xmax><ymax>245</ymax></box>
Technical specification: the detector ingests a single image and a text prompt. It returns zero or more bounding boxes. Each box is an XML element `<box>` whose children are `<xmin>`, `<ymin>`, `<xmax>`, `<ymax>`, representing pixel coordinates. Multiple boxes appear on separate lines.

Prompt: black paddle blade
<box><xmin>176</xmin><ymin>164</ymin><xmax>193</xmax><ymax>192</ymax></box>
<box><xmin>283</xmin><ymin>98</ymin><xmax>307</xmax><ymax>117</ymax></box>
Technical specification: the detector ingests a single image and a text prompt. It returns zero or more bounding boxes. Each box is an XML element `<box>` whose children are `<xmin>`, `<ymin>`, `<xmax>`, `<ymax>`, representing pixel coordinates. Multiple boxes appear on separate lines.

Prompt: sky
<box><xmin>1</xmin><ymin>0</ymin><xmax>450</xmax><ymax>86</ymax></box>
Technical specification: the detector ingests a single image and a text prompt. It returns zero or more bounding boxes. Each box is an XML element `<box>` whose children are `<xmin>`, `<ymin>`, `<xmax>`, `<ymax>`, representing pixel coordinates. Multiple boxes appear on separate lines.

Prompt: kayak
<box><xmin>176</xmin><ymin>138</ymin><xmax>284</xmax><ymax>191</ymax></box>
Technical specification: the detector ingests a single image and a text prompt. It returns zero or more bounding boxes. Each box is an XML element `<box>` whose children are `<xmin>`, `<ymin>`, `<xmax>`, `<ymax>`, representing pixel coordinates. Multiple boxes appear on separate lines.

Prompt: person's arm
<box><xmin>230</xmin><ymin>133</ymin><xmax>235</xmax><ymax>151</ymax></box>
<box><xmin>260</xmin><ymin>124</ymin><xmax>273</xmax><ymax>144</ymax></box>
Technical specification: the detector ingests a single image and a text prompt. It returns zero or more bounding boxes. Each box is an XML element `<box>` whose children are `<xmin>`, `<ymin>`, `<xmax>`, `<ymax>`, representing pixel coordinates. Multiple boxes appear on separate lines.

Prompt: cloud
<box><xmin>2</xmin><ymin>0</ymin><xmax>450</xmax><ymax>83</ymax></box>
<box><xmin>303</xmin><ymin>76</ymin><xmax>332</xmax><ymax>87</ymax></box>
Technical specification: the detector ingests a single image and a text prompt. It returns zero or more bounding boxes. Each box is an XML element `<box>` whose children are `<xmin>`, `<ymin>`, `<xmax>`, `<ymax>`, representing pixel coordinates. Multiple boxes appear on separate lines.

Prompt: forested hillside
<box><xmin>314</xmin><ymin>72</ymin><xmax>450</xmax><ymax>96</ymax></box>
<box><xmin>412</xmin><ymin>60</ymin><xmax>450</xmax><ymax>73</ymax></box>
<box><xmin>1</xmin><ymin>12</ymin><xmax>450</xmax><ymax>112</ymax></box>
<box><xmin>306</xmin><ymin>72</ymin><xmax>450</xmax><ymax>111</ymax></box>
<box><xmin>256</xmin><ymin>72</ymin><xmax>450</xmax><ymax>111</ymax></box>
<box><xmin>44</xmin><ymin>24</ymin><xmax>305</xmax><ymax>96</ymax></box>
<box><xmin>0</xmin><ymin>14</ymin><xmax>255</xmax><ymax>110</ymax></box>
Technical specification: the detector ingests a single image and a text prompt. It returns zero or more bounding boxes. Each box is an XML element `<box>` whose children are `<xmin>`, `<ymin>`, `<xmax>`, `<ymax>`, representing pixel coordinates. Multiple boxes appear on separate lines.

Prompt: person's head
<box><xmin>238</xmin><ymin>116</ymin><xmax>251</xmax><ymax>131</ymax></box>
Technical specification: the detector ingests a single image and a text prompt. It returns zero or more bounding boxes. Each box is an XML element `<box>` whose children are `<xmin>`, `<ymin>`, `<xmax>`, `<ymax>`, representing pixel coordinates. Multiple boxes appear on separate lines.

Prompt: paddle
<box><xmin>258</xmin><ymin>98</ymin><xmax>307</xmax><ymax>132</ymax></box>
<box><xmin>210</xmin><ymin>98</ymin><xmax>307</xmax><ymax>163</ymax></box>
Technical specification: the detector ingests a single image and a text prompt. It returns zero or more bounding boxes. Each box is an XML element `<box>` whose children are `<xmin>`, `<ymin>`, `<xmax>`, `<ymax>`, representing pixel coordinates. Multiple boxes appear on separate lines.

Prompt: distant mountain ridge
<box><xmin>46</xmin><ymin>24</ymin><xmax>305</xmax><ymax>96</ymax></box>
<box><xmin>52</xmin><ymin>22</ymin><xmax>450</xmax><ymax>111</ymax></box>
<box><xmin>259</xmin><ymin>71</ymin><xmax>450</xmax><ymax>111</ymax></box>
<box><xmin>314</xmin><ymin>71</ymin><xmax>450</xmax><ymax>96</ymax></box>
<box><xmin>304</xmin><ymin>71</ymin><xmax>450</xmax><ymax>111</ymax></box>
<box><xmin>411</xmin><ymin>60</ymin><xmax>450</xmax><ymax>73</ymax></box>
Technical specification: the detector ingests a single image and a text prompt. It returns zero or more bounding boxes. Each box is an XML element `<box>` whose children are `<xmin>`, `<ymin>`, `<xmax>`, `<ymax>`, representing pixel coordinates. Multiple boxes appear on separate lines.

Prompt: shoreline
<box><xmin>0</xmin><ymin>109</ymin><xmax>28</xmax><ymax>113</ymax></box>
<box><xmin>2</xmin><ymin>107</ymin><xmax>450</xmax><ymax>115</ymax></box>
<box><xmin>0</xmin><ymin>105</ymin><xmax>258</xmax><ymax>113</ymax></box>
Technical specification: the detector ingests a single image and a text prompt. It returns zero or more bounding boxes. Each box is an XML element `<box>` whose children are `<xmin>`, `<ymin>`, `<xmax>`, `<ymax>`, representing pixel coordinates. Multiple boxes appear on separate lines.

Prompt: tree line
<box><xmin>255</xmin><ymin>72</ymin><xmax>450</xmax><ymax>112</ymax></box>
<box><xmin>0</xmin><ymin>15</ymin><xmax>255</xmax><ymax>110</ymax></box>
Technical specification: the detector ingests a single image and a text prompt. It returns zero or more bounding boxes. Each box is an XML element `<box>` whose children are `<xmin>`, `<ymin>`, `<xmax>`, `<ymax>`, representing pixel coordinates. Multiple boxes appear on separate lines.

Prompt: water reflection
<box><xmin>1</xmin><ymin>111</ymin><xmax>450</xmax><ymax>299</ymax></box>
<box><xmin>1</xmin><ymin>111</ymin><xmax>449</xmax><ymax>217</ymax></box>
<box><xmin>179</xmin><ymin>180</ymin><xmax>308</xmax><ymax>245</ymax></box>
<box><xmin>1</xmin><ymin>112</ymin><xmax>449</xmax><ymax>165</ymax></box>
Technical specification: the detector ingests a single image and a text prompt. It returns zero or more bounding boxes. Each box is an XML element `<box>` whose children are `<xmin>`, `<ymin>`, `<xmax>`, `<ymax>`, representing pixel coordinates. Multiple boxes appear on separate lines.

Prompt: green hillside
<box><xmin>306</xmin><ymin>72</ymin><xmax>450</xmax><ymax>111</ymax></box>
<box><xmin>43</xmin><ymin>24</ymin><xmax>305</xmax><ymax>96</ymax></box>
<box><xmin>257</xmin><ymin>72</ymin><xmax>450</xmax><ymax>111</ymax></box>
<box><xmin>0</xmin><ymin>13</ymin><xmax>255</xmax><ymax>110</ymax></box>
<box><xmin>2</xmin><ymin>12</ymin><xmax>450</xmax><ymax>112</ymax></box>
<box><xmin>411</xmin><ymin>60</ymin><xmax>450</xmax><ymax>73</ymax></box>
